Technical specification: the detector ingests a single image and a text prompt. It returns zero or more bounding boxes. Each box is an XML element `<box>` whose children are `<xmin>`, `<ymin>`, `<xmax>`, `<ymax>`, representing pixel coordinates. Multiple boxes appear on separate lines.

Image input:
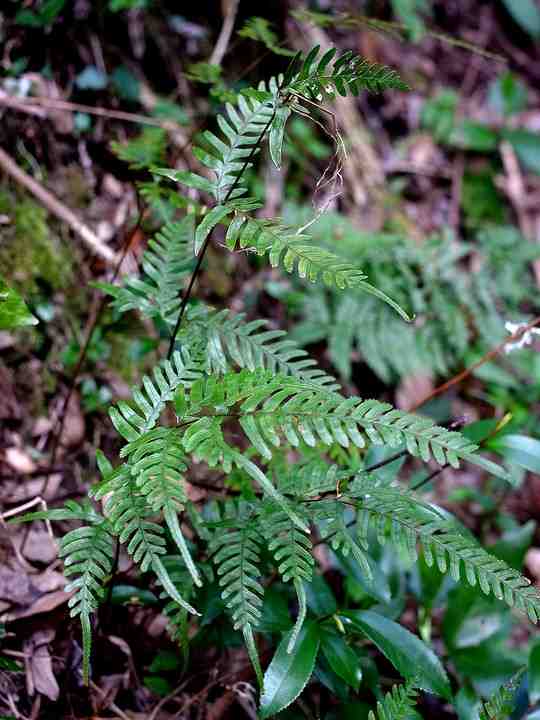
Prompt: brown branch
<box><xmin>410</xmin><ymin>315</ymin><xmax>540</xmax><ymax>412</ymax></box>
<box><xmin>0</xmin><ymin>146</ymin><xmax>117</xmax><ymax>263</ymax></box>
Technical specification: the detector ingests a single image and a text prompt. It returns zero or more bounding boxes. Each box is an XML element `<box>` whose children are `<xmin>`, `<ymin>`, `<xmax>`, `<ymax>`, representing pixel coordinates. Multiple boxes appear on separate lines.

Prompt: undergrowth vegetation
<box><xmin>2</xmin><ymin>3</ymin><xmax>540</xmax><ymax>719</ymax></box>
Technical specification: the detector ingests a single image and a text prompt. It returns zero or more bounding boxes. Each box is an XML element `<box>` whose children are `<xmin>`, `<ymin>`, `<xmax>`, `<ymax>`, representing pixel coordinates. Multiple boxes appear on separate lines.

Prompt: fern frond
<box><xmin>225</xmin><ymin>215</ymin><xmax>368</xmax><ymax>290</ymax></box>
<box><xmin>159</xmin><ymin>556</ymin><xmax>196</xmax><ymax>652</ymax></box>
<box><xmin>368</xmin><ymin>682</ymin><xmax>419</xmax><ymax>720</ymax></box>
<box><xmin>284</xmin><ymin>45</ymin><xmax>408</xmax><ymax>102</ymax></box>
<box><xmin>109</xmin><ymin>348</ymin><xmax>201</xmax><ymax>441</ymax></box>
<box><xmin>479</xmin><ymin>669</ymin><xmax>524</xmax><ymax>720</ymax></box>
<box><xmin>96</xmin><ymin>217</ymin><xmax>195</xmax><ymax>326</ymax></box>
<box><xmin>205</xmin><ymin>309</ymin><xmax>339</xmax><ymax>388</ymax></box>
<box><xmin>59</xmin><ymin>516</ymin><xmax>115</xmax><ymax>684</ymax></box>
<box><xmin>121</xmin><ymin>427</ymin><xmax>201</xmax><ymax>586</ymax></box>
<box><xmin>154</xmin><ymin>84</ymin><xmax>278</xmax><ymax>204</ymax></box>
<box><xmin>92</xmin><ymin>466</ymin><xmax>198</xmax><ymax>615</ymax></box>
<box><xmin>209</xmin><ymin>506</ymin><xmax>264</xmax><ymax>684</ymax></box>
<box><xmin>111</xmin><ymin>127</ymin><xmax>167</xmax><ymax>170</ymax></box>
<box><xmin>262</xmin><ymin>501</ymin><xmax>313</xmax><ymax>651</ymax></box>
<box><xmin>178</xmin><ymin>369</ymin><xmax>507</xmax><ymax>480</ymax></box>
<box><xmin>347</xmin><ymin>482</ymin><xmax>540</xmax><ymax>622</ymax></box>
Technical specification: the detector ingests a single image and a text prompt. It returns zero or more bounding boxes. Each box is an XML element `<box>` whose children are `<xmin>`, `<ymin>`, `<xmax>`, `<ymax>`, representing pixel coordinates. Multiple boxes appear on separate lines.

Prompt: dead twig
<box><xmin>209</xmin><ymin>0</ymin><xmax>240</xmax><ymax>66</ymax></box>
<box><xmin>410</xmin><ymin>315</ymin><xmax>540</xmax><ymax>412</ymax></box>
<box><xmin>0</xmin><ymin>146</ymin><xmax>117</xmax><ymax>263</ymax></box>
<box><xmin>0</xmin><ymin>91</ymin><xmax>183</xmax><ymax>132</ymax></box>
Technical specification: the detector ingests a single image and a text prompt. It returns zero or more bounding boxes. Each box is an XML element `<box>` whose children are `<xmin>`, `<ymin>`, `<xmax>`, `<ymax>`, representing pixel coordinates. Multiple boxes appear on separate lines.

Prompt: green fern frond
<box><xmin>96</xmin><ymin>217</ymin><xmax>195</xmax><ymax>326</ymax></box>
<box><xmin>111</xmin><ymin>127</ymin><xmax>167</xmax><ymax>170</ymax></box>
<box><xmin>209</xmin><ymin>506</ymin><xmax>264</xmax><ymax>684</ymax></box>
<box><xmin>226</xmin><ymin>215</ymin><xmax>367</xmax><ymax>290</ymax></box>
<box><xmin>92</xmin><ymin>466</ymin><xmax>198</xmax><ymax>615</ymax></box>
<box><xmin>109</xmin><ymin>348</ymin><xmax>201</xmax><ymax>442</ymax></box>
<box><xmin>479</xmin><ymin>669</ymin><xmax>524</xmax><ymax>720</ymax></box>
<box><xmin>205</xmin><ymin>309</ymin><xmax>339</xmax><ymax>388</ymax></box>
<box><xmin>347</xmin><ymin>482</ymin><xmax>540</xmax><ymax>622</ymax></box>
<box><xmin>178</xmin><ymin>369</ymin><xmax>507</xmax><ymax>480</ymax></box>
<box><xmin>121</xmin><ymin>427</ymin><xmax>201</xmax><ymax>586</ymax></box>
<box><xmin>60</xmin><ymin>517</ymin><xmax>115</xmax><ymax>684</ymax></box>
<box><xmin>159</xmin><ymin>556</ymin><xmax>196</xmax><ymax>652</ymax></box>
<box><xmin>284</xmin><ymin>45</ymin><xmax>408</xmax><ymax>102</ymax></box>
<box><xmin>154</xmin><ymin>83</ymin><xmax>278</xmax><ymax>204</ymax></box>
<box><xmin>368</xmin><ymin>682</ymin><xmax>419</xmax><ymax>720</ymax></box>
<box><xmin>262</xmin><ymin>501</ymin><xmax>313</xmax><ymax>651</ymax></box>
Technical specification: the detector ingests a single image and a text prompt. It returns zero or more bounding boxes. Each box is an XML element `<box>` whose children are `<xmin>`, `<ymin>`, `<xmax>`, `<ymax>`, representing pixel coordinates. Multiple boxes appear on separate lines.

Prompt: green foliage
<box><xmin>479</xmin><ymin>670</ymin><xmax>523</xmax><ymax>719</ymax></box>
<box><xmin>22</xmin><ymin>44</ymin><xmax>540</xmax><ymax>718</ymax></box>
<box><xmin>111</xmin><ymin>127</ymin><xmax>166</xmax><ymax>169</ymax></box>
<box><xmin>96</xmin><ymin>216</ymin><xmax>195</xmax><ymax>326</ymax></box>
<box><xmin>287</xmin><ymin>209</ymin><xmax>539</xmax><ymax>382</ymax></box>
<box><xmin>0</xmin><ymin>277</ymin><xmax>37</xmax><ymax>330</ymax></box>
<box><xmin>368</xmin><ymin>682</ymin><xmax>419</xmax><ymax>720</ymax></box>
<box><xmin>238</xmin><ymin>17</ymin><xmax>295</xmax><ymax>56</ymax></box>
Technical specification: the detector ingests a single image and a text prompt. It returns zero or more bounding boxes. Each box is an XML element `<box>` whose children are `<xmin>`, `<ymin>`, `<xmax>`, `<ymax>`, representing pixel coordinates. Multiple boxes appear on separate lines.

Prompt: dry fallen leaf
<box><xmin>24</xmin><ymin>629</ymin><xmax>60</xmax><ymax>702</ymax></box>
<box><xmin>4</xmin><ymin>446</ymin><xmax>36</xmax><ymax>474</ymax></box>
<box><xmin>21</xmin><ymin>527</ymin><xmax>58</xmax><ymax>564</ymax></box>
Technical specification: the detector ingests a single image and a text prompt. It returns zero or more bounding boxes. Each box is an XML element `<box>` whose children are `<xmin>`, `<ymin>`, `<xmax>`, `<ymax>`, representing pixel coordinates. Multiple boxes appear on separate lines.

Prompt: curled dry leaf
<box><xmin>24</xmin><ymin>629</ymin><xmax>60</xmax><ymax>702</ymax></box>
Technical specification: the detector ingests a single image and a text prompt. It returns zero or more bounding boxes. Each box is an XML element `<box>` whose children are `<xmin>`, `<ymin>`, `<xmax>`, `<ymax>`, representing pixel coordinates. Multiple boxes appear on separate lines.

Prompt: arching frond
<box><xmin>209</xmin><ymin>505</ymin><xmax>264</xmax><ymax>684</ymax></box>
<box><xmin>261</xmin><ymin>500</ymin><xmax>314</xmax><ymax>652</ymax></box>
<box><xmin>345</xmin><ymin>481</ymin><xmax>540</xmax><ymax>623</ymax></box>
<box><xmin>177</xmin><ymin>369</ymin><xmax>508</xmax><ymax>480</ymax></box>
<box><xmin>96</xmin><ymin>217</ymin><xmax>195</xmax><ymax>326</ymax></box>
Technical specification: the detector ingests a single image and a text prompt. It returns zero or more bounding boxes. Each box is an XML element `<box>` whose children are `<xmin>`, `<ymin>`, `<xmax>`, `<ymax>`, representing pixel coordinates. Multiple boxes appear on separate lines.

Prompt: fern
<box><xmin>111</xmin><ymin>127</ymin><xmax>167</xmax><ymax>170</ymax></box>
<box><xmin>204</xmin><ymin>309</ymin><xmax>339</xmax><ymax>388</ymax></box>
<box><xmin>346</xmin><ymin>479</ymin><xmax>540</xmax><ymax>622</ymax></box>
<box><xmin>209</xmin><ymin>503</ymin><xmax>265</xmax><ymax>684</ymax></box>
<box><xmin>283</xmin><ymin>45</ymin><xmax>409</xmax><ymax>101</ymax></box>
<box><xmin>96</xmin><ymin>217</ymin><xmax>195</xmax><ymax>326</ymax></box>
<box><xmin>261</xmin><ymin>500</ymin><xmax>314</xmax><ymax>651</ymax></box>
<box><xmin>368</xmin><ymin>682</ymin><xmax>419</xmax><ymax>720</ymax></box>
<box><xmin>287</xmin><ymin>208</ymin><xmax>540</xmax><ymax>381</ymax></box>
<box><xmin>479</xmin><ymin>670</ymin><xmax>524</xmax><ymax>720</ymax></box>
<box><xmin>175</xmin><ymin>369</ymin><xmax>508</xmax><ymax>480</ymax></box>
<box><xmin>15</xmin><ymin>499</ymin><xmax>114</xmax><ymax>684</ymax></box>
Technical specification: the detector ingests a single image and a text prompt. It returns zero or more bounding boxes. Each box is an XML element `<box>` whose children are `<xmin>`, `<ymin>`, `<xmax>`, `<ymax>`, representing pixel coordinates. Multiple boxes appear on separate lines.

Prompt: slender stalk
<box><xmin>166</xmin><ymin>109</ymin><xmax>277</xmax><ymax>359</ymax></box>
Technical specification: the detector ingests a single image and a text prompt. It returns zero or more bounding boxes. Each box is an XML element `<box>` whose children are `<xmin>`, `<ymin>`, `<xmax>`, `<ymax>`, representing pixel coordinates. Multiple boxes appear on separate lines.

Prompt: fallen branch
<box><xmin>0</xmin><ymin>146</ymin><xmax>117</xmax><ymax>263</ymax></box>
<box><xmin>410</xmin><ymin>315</ymin><xmax>540</xmax><ymax>411</ymax></box>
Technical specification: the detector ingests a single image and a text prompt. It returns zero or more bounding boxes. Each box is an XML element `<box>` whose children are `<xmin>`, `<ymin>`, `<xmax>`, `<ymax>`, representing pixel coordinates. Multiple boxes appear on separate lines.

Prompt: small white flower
<box><xmin>504</xmin><ymin>321</ymin><xmax>540</xmax><ymax>353</ymax></box>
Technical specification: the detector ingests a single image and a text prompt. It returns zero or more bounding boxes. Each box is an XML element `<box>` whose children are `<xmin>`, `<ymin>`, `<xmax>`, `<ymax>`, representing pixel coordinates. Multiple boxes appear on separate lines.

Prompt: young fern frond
<box><xmin>347</xmin><ymin>482</ymin><xmax>540</xmax><ymax>622</ymax></box>
<box><xmin>209</xmin><ymin>506</ymin><xmax>265</xmax><ymax>684</ymax></box>
<box><xmin>13</xmin><ymin>499</ymin><xmax>114</xmax><ymax>685</ymax></box>
<box><xmin>367</xmin><ymin>682</ymin><xmax>419</xmax><ymax>720</ymax></box>
<box><xmin>61</xmin><ymin>519</ymin><xmax>115</xmax><ymax>684</ymax></box>
<box><xmin>204</xmin><ymin>309</ymin><xmax>339</xmax><ymax>388</ymax></box>
<box><xmin>262</xmin><ymin>501</ymin><xmax>314</xmax><ymax>652</ymax></box>
<box><xmin>283</xmin><ymin>45</ymin><xmax>409</xmax><ymax>102</ymax></box>
<box><xmin>96</xmin><ymin>217</ymin><xmax>195</xmax><ymax>327</ymax></box>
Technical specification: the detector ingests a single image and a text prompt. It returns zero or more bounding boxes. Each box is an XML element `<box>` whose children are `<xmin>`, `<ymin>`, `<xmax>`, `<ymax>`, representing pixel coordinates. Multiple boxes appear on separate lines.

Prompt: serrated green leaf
<box><xmin>342</xmin><ymin>610</ymin><xmax>451</xmax><ymax>699</ymax></box>
<box><xmin>260</xmin><ymin>620</ymin><xmax>320</xmax><ymax>718</ymax></box>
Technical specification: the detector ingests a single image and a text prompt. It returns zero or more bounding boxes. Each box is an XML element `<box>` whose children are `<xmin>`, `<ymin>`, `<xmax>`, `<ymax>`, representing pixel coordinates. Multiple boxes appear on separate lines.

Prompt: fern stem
<box><xmin>288</xmin><ymin>578</ymin><xmax>307</xmax><ymax>654</ymax></box>
<box><xmin>166</xmin><ymin>108</ymin><xmax>278</xmax><ymax>359</ymax></box>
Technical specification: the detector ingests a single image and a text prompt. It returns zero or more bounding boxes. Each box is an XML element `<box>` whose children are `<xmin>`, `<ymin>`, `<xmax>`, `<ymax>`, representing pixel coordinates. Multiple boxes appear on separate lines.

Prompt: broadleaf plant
<box><xmin>16</xmin><ymin>44</ymin><xmax>540</xmax><ymax>717</ymax></box>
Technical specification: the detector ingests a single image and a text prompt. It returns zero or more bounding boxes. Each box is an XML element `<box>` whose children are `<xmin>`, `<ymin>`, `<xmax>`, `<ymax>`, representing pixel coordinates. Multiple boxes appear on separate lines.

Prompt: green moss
<box><xmin>0</xmin><ymin>184</ymin><xmax>73</xmax><ymax>293</ymax></box>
